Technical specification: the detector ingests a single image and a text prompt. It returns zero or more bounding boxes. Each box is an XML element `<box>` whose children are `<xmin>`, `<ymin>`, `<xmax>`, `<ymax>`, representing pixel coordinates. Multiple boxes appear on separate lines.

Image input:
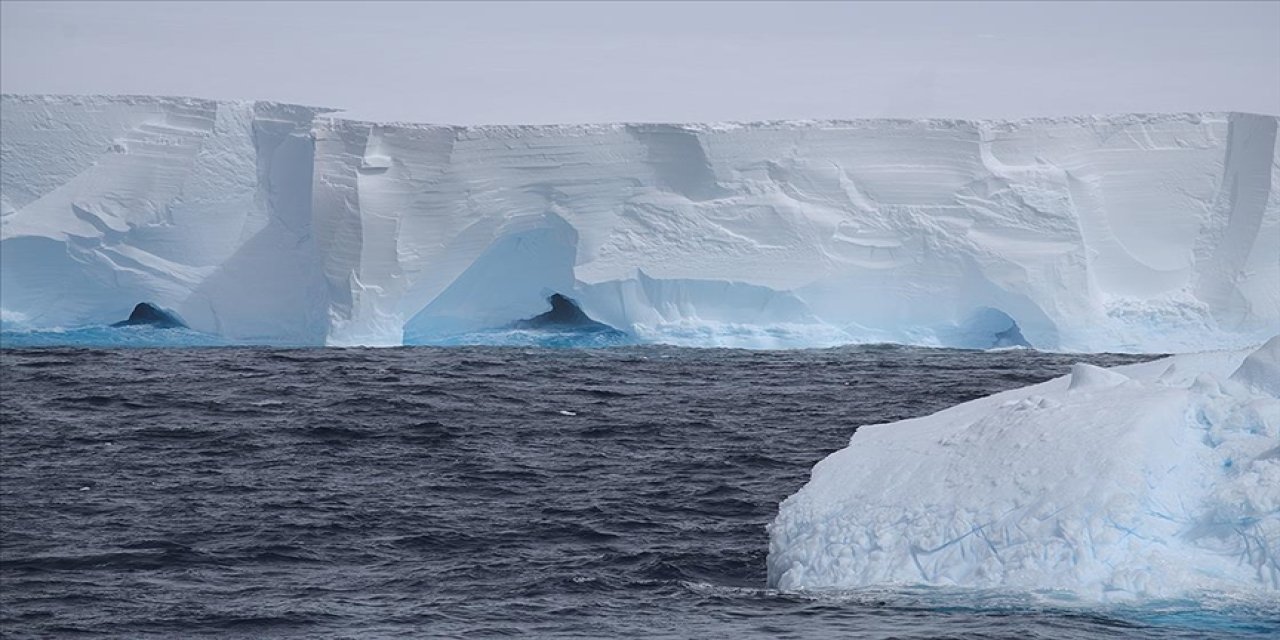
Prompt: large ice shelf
<box><xmin>3</xmin><ymin>95</ymin><xmax>1276</xmax><ymax>350</ymax></box>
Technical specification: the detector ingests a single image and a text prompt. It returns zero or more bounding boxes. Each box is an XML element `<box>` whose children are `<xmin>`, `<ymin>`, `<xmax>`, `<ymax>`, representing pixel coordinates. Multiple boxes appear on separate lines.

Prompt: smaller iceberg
<box><xmin>110</xmin><ymin>303</ymin><xmax>187</xmax><ymax>329</ymax></box>
<box><xmin>512</xmin><ymin>293</ymin><xmax>622</xmax><ymax>335</ymax></box>
<box><xmin>1</xmin><ymin>302</ymin><xmax>226</xmax><ymax>348</ymax></box>
<box><xmin>409</xmin><ymin>294</ymin><xmax>633</xmax><ymax>348</ymax></box>
<box><xmin>768</xmin><ymin>336</ymin><xmax>1280</xmax><ymax>601</ymax></box>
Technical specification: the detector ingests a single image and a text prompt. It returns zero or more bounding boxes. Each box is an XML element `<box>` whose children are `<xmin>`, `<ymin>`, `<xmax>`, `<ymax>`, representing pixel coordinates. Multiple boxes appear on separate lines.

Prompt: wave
<box><xmin>405</xmin><ymin>327</ymin><xmax>637</xmax><ymax>348</ymax></box>
<box><xmin>679</xmin><ymin>582</ymin><xmax>1280</xmax><ymax>638</ymax></box>
<box><xmin>0</xmin><ymin>324</ymin><xmax>232</xmax><ymax>348</ymax></box>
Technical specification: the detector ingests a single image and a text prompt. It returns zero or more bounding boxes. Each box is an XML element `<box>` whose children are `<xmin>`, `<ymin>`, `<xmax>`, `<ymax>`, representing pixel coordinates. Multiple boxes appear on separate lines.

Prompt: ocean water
<box><xmin>0</xmin><ymin>326</ymin><xmax>233</xmax><ymax>349</ymax></box>
<box><xmin>2</xmin><ymin>345</ymin><xmax>1276</xmax><ymax>639</ymax></box>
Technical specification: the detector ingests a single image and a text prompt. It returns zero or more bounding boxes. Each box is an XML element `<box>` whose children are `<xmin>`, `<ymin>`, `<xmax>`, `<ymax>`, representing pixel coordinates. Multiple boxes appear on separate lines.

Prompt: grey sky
<box><xmin>2</xmin><ymin>1</ymin><xmax>1277</xmax><ymax>124</ymax></box>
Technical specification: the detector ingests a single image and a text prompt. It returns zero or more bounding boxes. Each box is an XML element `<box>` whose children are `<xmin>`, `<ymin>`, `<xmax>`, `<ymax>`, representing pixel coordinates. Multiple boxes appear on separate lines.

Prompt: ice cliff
<box><xmin>2</xmin><ymin>95</ymin><xmax>1277</xmax><ymax>350</ymax></box>
<box><xmin>768</xmin><ymin>336</ymin><xmax>1280</xmax><ymax>600</ymax></box>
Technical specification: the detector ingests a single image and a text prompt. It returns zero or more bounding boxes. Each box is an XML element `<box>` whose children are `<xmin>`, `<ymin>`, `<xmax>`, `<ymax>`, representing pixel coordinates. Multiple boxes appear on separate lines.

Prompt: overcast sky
<box><xmin>2</xmin><ymin>1</ymin><xmax>1277</xmax><ymax>124</ymax></box>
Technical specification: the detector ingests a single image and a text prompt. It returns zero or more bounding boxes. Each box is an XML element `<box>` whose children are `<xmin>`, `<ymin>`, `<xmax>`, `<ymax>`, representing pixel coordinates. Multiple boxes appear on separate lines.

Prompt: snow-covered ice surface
<box><xmin>768</xmin><ymin>336</ymin><xmax>1280</xmax><ymax>601</ymax></box>
<box><xmin>3</xmin><ymin>95</ymin><xmax>1277</xmax><ymax>351</ymax></box>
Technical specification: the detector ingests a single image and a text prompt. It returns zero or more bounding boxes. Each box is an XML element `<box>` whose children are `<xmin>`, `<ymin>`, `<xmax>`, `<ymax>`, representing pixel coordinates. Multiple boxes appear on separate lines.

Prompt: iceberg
<box><xmin>767</xmin><ymin>337</ymin><xmax>1280</xmax><ymax>600</ymax></box>
<box><xmin>111</xmin><ymin>302</ymin><xmax>187</xmax><ymax>328</ymax></box>
<box><xmin>2</xmin><ymin>95</ymin><xmax>1277</xmax><ymax>350</ymax></box>
<box><xmin>407</xmin><ymin>293</ymin><xmax>634</xmax><ymax>348</ymax></box>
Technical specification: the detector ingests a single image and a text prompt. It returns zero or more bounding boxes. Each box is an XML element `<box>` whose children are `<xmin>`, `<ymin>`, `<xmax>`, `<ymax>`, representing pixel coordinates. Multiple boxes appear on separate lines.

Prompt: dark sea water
<box><xmin>2</xmin><ymin>345</ymin><xmax>1276</xmax><ymax>639</ymax></box>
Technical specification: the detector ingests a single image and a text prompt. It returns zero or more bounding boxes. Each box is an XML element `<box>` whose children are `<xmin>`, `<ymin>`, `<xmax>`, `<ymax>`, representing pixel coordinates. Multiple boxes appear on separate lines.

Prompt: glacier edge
<box><xmin>2</xmin><ymin>94</ymin><xmax>1277</xmax><ymax>351</ymax></box>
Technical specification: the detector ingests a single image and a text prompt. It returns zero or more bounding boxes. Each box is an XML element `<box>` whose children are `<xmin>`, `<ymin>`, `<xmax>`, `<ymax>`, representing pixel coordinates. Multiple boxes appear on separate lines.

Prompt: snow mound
<box><xmin>1231</xmin><ymin>335</ymin><xmax>1280</xmax><ymax>397</ymax></box>
<box><xmin>3</xmin><ymin>95</ymin><xmax>1278</xmax><ymax>350</ymax></box>
<box><xmin>1066</xmin><ymin>362</ymin><xmax>1131</xmax><ymax>391</ymax></box>
<box><xmin>767</xmin><ymin>338</ymin><xmax>1280</xmax><ymax>600</ymax></box>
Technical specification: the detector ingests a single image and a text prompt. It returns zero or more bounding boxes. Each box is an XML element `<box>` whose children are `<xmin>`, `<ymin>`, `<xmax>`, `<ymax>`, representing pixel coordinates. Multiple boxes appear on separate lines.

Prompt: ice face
<box><xmin>766</xmin><ymin>338</ymin><xmax>1280</xmax><ymax>600</ymax></box>
<box><xmin>3</xmin><ymin>95</ymin><xmax>1277</xmax><ymax>350</ymax></box>
<box><xmin>1</xmin><ymin>96</ymin><xmax>332</xmax><ymax>345</ymax></box>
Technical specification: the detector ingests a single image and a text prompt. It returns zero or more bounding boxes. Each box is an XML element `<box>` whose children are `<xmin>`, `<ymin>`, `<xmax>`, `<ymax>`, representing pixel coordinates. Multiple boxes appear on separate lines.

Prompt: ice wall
<box><xmin>1</xmin><ymin>96</ymin><xmax>332</xmax><ymax>344</ymax></box>
<box><xmin>3</xmin><ymin>95</ymin><xmax>1277</xmax><ymax>350</ymax></box>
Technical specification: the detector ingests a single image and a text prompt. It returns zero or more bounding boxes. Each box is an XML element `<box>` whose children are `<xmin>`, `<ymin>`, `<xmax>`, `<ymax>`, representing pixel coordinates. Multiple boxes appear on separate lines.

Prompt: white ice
<box><xmin>2</xmin><ymin>95</ymin><xmax>1277</xmax><ymax>350</ymax></box>
<box><xmin>767</xmin><ymin>336</ymin><xmax>1280</xmax><ymax>601</ymax></box>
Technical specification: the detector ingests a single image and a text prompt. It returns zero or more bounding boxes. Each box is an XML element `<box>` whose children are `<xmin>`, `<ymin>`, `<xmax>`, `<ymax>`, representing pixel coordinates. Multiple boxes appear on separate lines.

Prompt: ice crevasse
<box><xmin>767</xmin><ymin>336</ymin><xmax>1280</xmax><ymax>600</ymax></box>
<box><xmin>2</xmin><ymin>95</ymin><xmax>1277</xmax><ymax>351</ymax></box>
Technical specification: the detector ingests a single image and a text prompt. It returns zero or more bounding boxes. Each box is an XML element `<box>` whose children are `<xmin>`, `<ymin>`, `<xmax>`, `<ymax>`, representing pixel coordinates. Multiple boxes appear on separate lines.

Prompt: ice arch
<box><xmin>402</xmin><ymin>212</ymin><xmax>578</xmax><ymax>343</ymax></box>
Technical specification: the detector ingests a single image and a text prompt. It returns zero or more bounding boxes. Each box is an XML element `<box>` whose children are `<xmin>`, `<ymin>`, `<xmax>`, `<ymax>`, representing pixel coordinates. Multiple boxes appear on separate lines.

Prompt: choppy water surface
<box><xmin>3</xmin><ymin>346</ymin><xmax>1275</xmax><ymax>638</ymax></box>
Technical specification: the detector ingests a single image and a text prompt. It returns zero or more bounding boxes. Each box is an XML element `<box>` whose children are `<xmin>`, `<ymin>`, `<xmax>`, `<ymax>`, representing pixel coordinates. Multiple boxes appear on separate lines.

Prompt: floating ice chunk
<box><xmin>768</xmin><ymin>339</ymin><xmax>1280</xmax><ymax>601</ymax></box>
<box><xmin>111</xmin><ymin>302</ymin><xmax>187</xmax><ymax>328</ymax></box>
